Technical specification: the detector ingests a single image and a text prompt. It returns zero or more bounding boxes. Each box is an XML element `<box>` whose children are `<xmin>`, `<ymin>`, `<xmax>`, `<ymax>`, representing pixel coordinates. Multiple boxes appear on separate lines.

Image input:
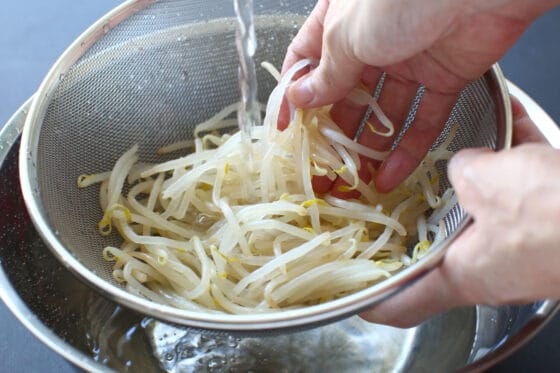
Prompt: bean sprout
<box><xmin>78</xmin><ymin>61</ymin><xmax>456</xmax><ymax>313</ymax></box>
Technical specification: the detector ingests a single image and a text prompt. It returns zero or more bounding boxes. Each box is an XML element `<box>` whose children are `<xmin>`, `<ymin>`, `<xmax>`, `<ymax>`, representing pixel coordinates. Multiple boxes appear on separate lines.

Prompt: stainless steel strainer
<box><xmin>19</xmin><ymin>0</ymin><xmax>512</xmax><ymax>332</ymax></box>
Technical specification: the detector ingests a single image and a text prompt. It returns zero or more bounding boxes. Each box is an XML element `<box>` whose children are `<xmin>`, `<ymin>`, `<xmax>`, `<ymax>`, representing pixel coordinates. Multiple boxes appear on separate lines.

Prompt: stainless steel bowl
<box><xmin>19</xmin><ymin>0</ymin><xmax>513</xmax><ymax>332</ymax></box>
<box><xmin>2</xmin><ymin>83</ymin><xmax>559</xmax><ymax>372</ymax></box>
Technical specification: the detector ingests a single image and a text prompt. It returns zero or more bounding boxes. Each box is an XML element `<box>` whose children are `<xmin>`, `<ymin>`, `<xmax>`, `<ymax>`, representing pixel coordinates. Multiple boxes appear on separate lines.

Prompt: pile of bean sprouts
<box><xmin>78</xmin><ymin>60</ymin><xmax>457</xmax><ymax>314</ymax></box>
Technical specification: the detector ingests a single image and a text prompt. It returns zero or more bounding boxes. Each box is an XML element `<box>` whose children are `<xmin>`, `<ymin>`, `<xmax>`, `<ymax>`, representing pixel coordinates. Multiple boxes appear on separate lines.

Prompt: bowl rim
<box><xmin>4</xmin><ymin>0</ymin><xmax>558</xmax><ymax>360</ymax></box>
<box><xmin>4</xmin><ymin>88</ymin><xmax>560</xmax><ymax>372</ymax></box>
<box><xmin>0</xmin><ymin>97</ymin><xmax>111</xmax><ymax>373</ymax></box>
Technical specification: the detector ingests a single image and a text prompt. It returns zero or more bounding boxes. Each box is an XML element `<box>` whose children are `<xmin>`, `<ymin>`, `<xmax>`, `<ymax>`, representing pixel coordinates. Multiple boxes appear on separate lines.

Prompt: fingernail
<box><xmin>289</xmin><ymin>75</ymin><xmax>315</xmax><ymax>106</ymax></box>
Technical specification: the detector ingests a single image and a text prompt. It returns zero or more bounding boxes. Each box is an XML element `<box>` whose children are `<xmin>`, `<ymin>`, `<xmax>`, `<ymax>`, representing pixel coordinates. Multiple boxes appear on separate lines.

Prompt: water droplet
<box><xmin>181</xmin><ymin>70</ymin><xmax>189</xmax><ymax>81</ymax></box>
<box><xmin>226</xmin><ymin>335</ymin><xmax>239</xmax><ymax>348</ymax></box>
<box><xmin>102</xmin><ymin>24</ymin><xmax>110</xmax><ymax>34</ymax></box>
<box><xmin>207</xmin><ymin>356</ymin><xmax>226</xmax><ymax>370</ymax></box>
<box><xmin>229</xmin><ymin>354</ymin><xmax>240</xmax><ymax>365</ymax></box>
<box><xmin>179</xmin><ymin>347</ymin><xmax>195</xmax><ymax>359</ymax></box>
<box><xmin>58</xmin><ymin>73</ymin><xmax>65</xmax><ymax>82</ymax></box>
<box><xmin>140</xmin><ymin>317</ymin><xmax>152</xmax><ymax>328</ymax></box>
<box><xmin>164</xmin><ymin>352</ymin><xmax>174</xmax><ymax>361</ymax></box>
<box><xmin>195</xmin><ymin>213</ymin><xmax>211</xmax><ymax>226</ymax></box>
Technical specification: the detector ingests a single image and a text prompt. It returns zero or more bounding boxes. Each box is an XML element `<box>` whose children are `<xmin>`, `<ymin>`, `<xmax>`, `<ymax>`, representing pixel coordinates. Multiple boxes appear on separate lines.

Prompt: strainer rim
<box><xmin>18</xmin><ymin>0</ymin><xmax>512</xmax><ymax>331</ymax></box>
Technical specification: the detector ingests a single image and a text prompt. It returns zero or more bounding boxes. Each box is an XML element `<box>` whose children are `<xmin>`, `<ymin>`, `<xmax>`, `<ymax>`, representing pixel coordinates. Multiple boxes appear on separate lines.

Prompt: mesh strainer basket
<box><xmin>19</xmin><ymin>0</ymin><xmax>512</xmax><ymax>332</ymax></box>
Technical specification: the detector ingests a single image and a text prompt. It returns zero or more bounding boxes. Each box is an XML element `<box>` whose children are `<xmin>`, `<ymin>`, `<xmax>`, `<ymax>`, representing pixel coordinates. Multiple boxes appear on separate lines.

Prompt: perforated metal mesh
<box><xmin>38</xmin><ymin>2</ymin><xmax>307</xmax><ymax>284</ymax></box>
<box><xmin>22</xmin><ymin>0</ymin><xmax>510</xmax><ymax>329</ymax></box>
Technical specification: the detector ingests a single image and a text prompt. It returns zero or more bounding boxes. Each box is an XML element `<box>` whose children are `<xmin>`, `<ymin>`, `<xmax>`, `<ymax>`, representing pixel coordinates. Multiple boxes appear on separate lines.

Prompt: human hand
<box><xmin>281</xmin><ymin>0</ymin><xmax>557</xmax><ymax>194</ymax></box>
<box><xmin>360</xmin><ymin>96</ymin><xmax>560</xmax><ymax>328</ymax></box>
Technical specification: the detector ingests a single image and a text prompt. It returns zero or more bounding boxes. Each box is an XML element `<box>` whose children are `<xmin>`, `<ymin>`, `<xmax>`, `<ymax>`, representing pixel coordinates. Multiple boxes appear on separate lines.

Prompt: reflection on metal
<box><xmin>1</xmin><ymin>83</ymin><xmax>559</xmax><ymax>371</ymax></box>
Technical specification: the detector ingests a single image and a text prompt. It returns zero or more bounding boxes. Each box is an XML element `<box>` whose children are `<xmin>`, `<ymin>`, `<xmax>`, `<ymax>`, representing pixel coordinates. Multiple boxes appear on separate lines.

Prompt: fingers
<box><xmin>277</xmin><ymin>99</ymin><xmax>292</xmax><ymax>131</ymax></box>
<box><xmin>278</xmin><ymin>0</ymin><xmax>329</xmax><ymax>130</ymax></box>
<box><xmin>373</xmin><ymin>92</ymin><xmax>544</xmax><ymax>193</ymax></box>
<box><xmin>446</xmin><ymin>146</ymin><xmax>544</xmax><ymax>224</ymax></box>
<box><xmin>331</xmin><ymin>75</ymin><xmax>420</xmax><ymax>197</ymax></box>
<box><xmin>286</xmin><ymin>2</ymin><xmax>366</xmax><ymax>108</ymax></box>
<box><xmin>330</xmin><ymin>66</ymin><xmax>384</xmax><ymax>138</ymax></box>
<box><xmin>375</xmin><ymin>90</ymin><xmax>459</xmax><ymax>193</ymax></box>
<box><xmin>510</xmin><ymin>94</ymin><xmax>547</xmax><ymax>145</ymax></box>
<box><xmin>308</xmin><ymin>67</ymin><xmax>382</xmax><ymax>195</ymax></box>
<box><xmin>447</xmin><ymin>145</ymin><xmax>546</xmax><ymax>220</ymax></box>
<box><xmin>363</xmin><ymin>143</ymin><xmax>560</xmax><ymax>328</ymax></box>
<box><xmin>358</xmin><ymin>77</ymin><xmax>421</xmax><ymax>152</ymax></box>
<box><xmin>288</xmin><ymin>54</ymin><xmax>364</xmax><ymax>108</ymax></box>
<box><xmin>360</xmin><ymin>226</ymin><xmax>478</xmax><ymax>328</ymax></box>
<box><xmin>447</xmin><ymin>148</ymin><xmax>495</xmax><ymax>214</ymax></box>
<box><xmin>326</xmin><ymin>67</ymin><xmax>384</xmax><ymax>197</ymax></box>
<box><xmin>359</xmin><ymin>268</ymin><xmax>460</xmax><ymax>328</ymax></box>
<box><xmin>438</xmin><ymin>145</ymin><xmax>560</xmax><ymax>304</ymax></box>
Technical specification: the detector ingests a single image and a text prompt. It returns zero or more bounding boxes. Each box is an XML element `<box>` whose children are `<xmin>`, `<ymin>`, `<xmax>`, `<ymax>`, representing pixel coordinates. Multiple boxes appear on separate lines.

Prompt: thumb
<box><xmin>447</xmin><ymin>148</ymin><xmax>496</xmax><ymax>214</ymax></box>
<box><xmin>287</xmin><ymin>53</ymin><xmax>364</xmax><ymax>108</ymax></box>
<box><xmin>359</xmin><ymin>265</ymin><xmax>463</xmax><ymax>328</ymax></box>
<box><xmin>283</xmin><ymin>0</ymin><xmax>365</xmax><ymax>108</ymax></box>
<box><xmin>360</xmin><ymin>225</ymin><xmax>479</xmax><ymax>328</ymax></box>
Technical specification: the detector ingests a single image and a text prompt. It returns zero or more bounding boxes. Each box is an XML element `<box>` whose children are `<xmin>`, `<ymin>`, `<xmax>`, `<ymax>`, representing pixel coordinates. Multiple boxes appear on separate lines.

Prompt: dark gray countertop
<box><xmin>1</xmin><ymin>1</ymin><xmax>559</xmax><ymax>371</ymax></box>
